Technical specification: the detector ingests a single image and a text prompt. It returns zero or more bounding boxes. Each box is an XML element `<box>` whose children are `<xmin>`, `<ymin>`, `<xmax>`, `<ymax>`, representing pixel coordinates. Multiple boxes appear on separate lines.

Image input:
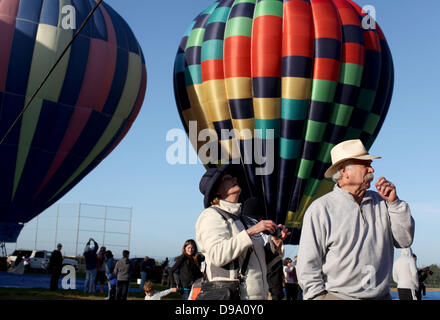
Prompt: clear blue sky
<box><xmin>8</xmin><ymin>0</ymin><xmax>440</xmax><ymax>267</ymax></box>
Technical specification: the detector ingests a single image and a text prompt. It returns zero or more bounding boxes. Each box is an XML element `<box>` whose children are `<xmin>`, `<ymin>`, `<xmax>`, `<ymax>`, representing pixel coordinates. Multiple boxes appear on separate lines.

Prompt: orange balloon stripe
<box><xmin>333</xmin><ymin>0</ymin><xmax>361</xmax><ymax>25</ymax></box>
<box><xmin>224</xmin><ymin>36</ymin><xmax>252</xmax><ymax>78</ymax></box>
<box><xmin>311</xmin><ymin>0</ymin><xmax>341</xmax><ymax>40</ymax></box>
<box><xmin>252</xmin><ymin>15</ymin><xmax>283</xmax><ymax>78</ymax></box>
<box><xmin>342</xmin><ymin>43</ymin><xmax>364</xmax><ymax>65</ymax></box>
<box><xmin>283</xmin><ymin>0</ymin><xmax>314</xmax><ymax>58</ymax></box>
<box><xmin>201</xmin><ymin>59</ymin><xmax>225</xmax><ymax>81</ymax></box>
<box><xmin>313</xmin><ymin>58</ymin><xmax>341</xmax><ymax>82</ymax></box>
<box><xmin>363</xmin><ymin>30</ymin><xmax>381</xmax><ymax>52</ymax></box>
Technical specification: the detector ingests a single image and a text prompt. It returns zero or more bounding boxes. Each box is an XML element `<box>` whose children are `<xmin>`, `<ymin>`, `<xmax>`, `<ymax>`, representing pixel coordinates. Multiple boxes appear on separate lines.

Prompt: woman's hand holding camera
<box><xmin>247</xmin><ymin>220</ymin><xmax>277</xmax><ymax>237</ymax></box>
<box><xmin>271</xmin><ymin>225</ymin><xmax>290</xmax><ymax>251</ymax></box>
<box><xmin>247</xmin><ymin>221</ymin><xmax>291</xmax><ymax>250</ymax></box>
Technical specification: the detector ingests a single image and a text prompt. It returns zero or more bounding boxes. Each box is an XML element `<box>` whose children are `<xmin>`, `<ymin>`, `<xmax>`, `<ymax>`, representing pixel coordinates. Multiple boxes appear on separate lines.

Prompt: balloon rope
<box><xmin>0</xmin><ymin>0</ymin><xmax>104</xmax><ymax>146</ymax></box>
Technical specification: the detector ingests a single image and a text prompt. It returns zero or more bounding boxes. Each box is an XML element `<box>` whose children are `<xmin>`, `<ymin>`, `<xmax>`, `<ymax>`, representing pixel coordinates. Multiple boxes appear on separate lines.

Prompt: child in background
<box><xmin>144</xmin><ymin>281</ymin><xmax>177</xmax><ymax>300</ymax></box>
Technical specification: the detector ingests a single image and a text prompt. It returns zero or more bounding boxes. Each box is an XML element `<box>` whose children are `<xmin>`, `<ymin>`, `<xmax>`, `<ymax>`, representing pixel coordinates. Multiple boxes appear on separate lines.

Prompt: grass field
<box><xmin>0</xmin><ymin>282</ymin><xmax>181</xmax><ymax>300</ymax></box>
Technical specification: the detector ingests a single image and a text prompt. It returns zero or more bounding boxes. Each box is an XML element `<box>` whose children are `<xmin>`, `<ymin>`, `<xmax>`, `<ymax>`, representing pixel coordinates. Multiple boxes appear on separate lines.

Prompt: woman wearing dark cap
<box><xmin>195</xmin><ymin>164</ymin><xmax>289</xmax><ymax>300</ymax></box>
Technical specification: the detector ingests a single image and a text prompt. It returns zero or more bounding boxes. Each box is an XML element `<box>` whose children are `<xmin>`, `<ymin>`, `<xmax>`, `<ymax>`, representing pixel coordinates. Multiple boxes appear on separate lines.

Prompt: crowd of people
<box><xmin>45</xmin><ymin>140</ymin><xmax>432</xmax><ymax>300</ymax></box>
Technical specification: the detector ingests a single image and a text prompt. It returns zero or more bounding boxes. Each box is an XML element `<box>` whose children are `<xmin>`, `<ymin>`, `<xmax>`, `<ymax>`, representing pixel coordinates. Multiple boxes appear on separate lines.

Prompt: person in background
<box><xmin>242</xmin><ymin>197</ymin><xmax>285</xmax><ymax>300</ymax></box>
<box><xmin>139</xmin><ymin>256</ymin><xmax>149</xmax><ymax>290</ymax></box>
<box><xmin>83</xmin><ymin>238</ymin><xmax>99</xmax><ymax>293</ymax></box>
<box><xmin>95</xmin><ymin>246</ymin><xmax>106</xmax><ymax>293</ymax></box>
<box><xmin>170</xmin><ymin>239</ymin><xmax>204</xmax><ymax>300</ymax></box>
<box><xmin>104</xmin><ymin>250</ymin><xmax>117</xmax><ymax>300</ymax></box>
<box><xmin>297</xmin><ymin>139</ymin><xmax>414</xmax><ymax>300</ymax></box>
<box><xmin>162</xmin><ymin>257</ymin><xmax>169</xmax><ymax>269</ymax></box>
<box><xmin>114</xmin><ymin>250</ymin><xmax>131</xmax><ymax>300</ymax></box>
<box><xmin>144</xmin><ymin>281</ymin><xmax>177</xmax><ymax>300</ymax></box>
<box><xmin>49</xmin><ymin>243</ymin><xmax>63</xmax><ymax>291</ymax></box>
<box><xmin>414</xmin><ymin>254</ymin><xmax>433</xmax><ymax>300</ymax></box>
<box><xmin>393</xmin><ymin>248</ymin><xmax>418</xmax><ymax>300</ymax></box>
<box><xmin>283</xmin><ymin>257</ymin><xmax>300</xmax><ymax>301</ymax></box>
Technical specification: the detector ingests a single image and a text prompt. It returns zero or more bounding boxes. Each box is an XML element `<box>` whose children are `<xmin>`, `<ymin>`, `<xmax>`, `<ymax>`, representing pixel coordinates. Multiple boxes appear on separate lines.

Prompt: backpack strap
<box><xmin>210</xmin><ymin>206</ymin><xmax>252</xmax><ymax>282</ymax></box>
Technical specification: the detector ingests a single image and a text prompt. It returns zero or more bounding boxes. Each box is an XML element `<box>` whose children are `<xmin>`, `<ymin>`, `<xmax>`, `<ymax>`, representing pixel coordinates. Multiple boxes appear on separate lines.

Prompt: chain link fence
<box><xmin>4</xmin><ymin>203</ymin><xmax>132</xmax><ymax>259</ymax></box>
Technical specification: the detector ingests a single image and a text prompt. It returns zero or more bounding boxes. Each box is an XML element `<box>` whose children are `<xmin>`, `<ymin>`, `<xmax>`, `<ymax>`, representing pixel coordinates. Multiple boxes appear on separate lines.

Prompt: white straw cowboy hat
<box><xmin>324</xmin><ymin>139</ymin><xmax>381</xmax><ymax>179</ymax></box>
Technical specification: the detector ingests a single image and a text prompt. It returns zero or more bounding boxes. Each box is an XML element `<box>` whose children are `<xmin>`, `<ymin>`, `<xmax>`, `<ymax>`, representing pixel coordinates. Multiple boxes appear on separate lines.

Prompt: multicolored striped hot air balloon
<box><xmin>0</xmin><ymin>0</ymin><xmax>147</xmax><ymax>242</ymax></box>
<box><xmin>173</xmin><ymin>0</ymin><xmax>394</xmax><ymax>244</ymax></box>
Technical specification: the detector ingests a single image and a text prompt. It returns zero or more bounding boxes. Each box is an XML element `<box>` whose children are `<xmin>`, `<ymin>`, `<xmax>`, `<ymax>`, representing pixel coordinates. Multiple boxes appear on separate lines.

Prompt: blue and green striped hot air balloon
<box><xmin>173</xmin><ymin>0</ymin><xmax>394</xmax><ymax>244</ymax></box>
<box><xmin>0</xmin><ymin>0</ymin><xmax>147</xmax><ymax>242</ymax></box>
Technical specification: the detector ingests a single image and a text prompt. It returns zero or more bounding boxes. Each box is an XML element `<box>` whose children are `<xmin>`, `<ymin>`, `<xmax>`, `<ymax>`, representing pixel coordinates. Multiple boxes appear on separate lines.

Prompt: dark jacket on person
<box><xmin>114</xmin><ymin>257</ymin><xmax>132</xmax><ymax>281</ymax></box>
<box><xmin>170</xmin><ymin>254</ymin><xmax>204</xmax><ymax>289</ymax></box>
<box><xmin>265</xmin><ymin>242</ymin><xmax>284</xmax><ymax>300</ymax></box>
<box><xmin>49</xmin><ymin>250</ymin><xmax>63</xmax><ymax>274</ymax></box>
<box><xmin>141</xmin><ymin>258</ymin><xmax>155</xmax><ymax>272</ymax></box>
<box><xmin>83</xmin><ymin>240</ymin><xmax>99</xmax><ymax>270</ymax></box>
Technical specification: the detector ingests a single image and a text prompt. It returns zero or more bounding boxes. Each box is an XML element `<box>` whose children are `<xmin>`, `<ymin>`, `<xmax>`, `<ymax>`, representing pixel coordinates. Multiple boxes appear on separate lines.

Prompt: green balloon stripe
<box><xmin>185</xmin><ymin>65</ymin><xmax>202</xmax><ymax>86</ymax></box>
<box><xmin>280</xmin><ymin>138</ymin><xmax>302</xmax><ymax>160</ymax></box>
<box><xmin>225</xmin><ymin>17</ymin><xmax>253</xmax><ymax>38</ymax></box>
<box><xmin>201</xmin><ymin>39</ymin><xmax>224</xmax><ymax>62</ymax></box>
<box><xmin>202</xmin><ymin>1</ymin><xmax>220</xmax><ymax>15</ymax></box>
<box><xmin>329</xmin><ymin>103</ymin><xmax>354</xmax><ymax>127</ymax></box>
<box><xmin>186</xmin><ymin>28</ymin><xmax>206</xmax><ymax>49</ymax></box>
<box><xmin>339</xmin><ymin>63</ymin><xmax>363</xmax><ymax>87</ymax></box>
<box><xmin>363</xmin><ymin>113</ymin><xmax>381</xmax><ymax>135</ymax></box>
<box><xmin>297</xmin><ymin>159</ymin><xmax>314</xmax><ymax>180</ymax></box>
<box><xmin>281</xmin><ymin>99</ymin><xmax>308</xmax><ymax>121</ymax></box>
<box><xmin>304</xmin><ymin>120</ymin><xmax>327</xmax><ymax>143</ymax></box>
<box><xmin>254</xmin><ymin>0</ymin><xmax>283</xmax><ymax>18</ymax></box>
<box><xmin>311</xmin><ymin>80</ymin><xmax>338</xmax><ymax>103</ymax></box>
<box><xmin>356</xmin><ymin>88</ymin><xmax>377</xmax><ymax>111</ymax></box>
<box><xmin>209</xmin><ymin>6</ymin><xmax>232</xmax><ymax>23</ymax></box>
<box><xmin>254</xmin><ymin>118</ymin><xmax>280</xmax><ymax>139</ymax></box>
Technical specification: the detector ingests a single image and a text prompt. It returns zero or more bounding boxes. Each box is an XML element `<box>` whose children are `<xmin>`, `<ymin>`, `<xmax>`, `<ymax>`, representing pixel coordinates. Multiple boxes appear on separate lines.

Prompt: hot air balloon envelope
<box><xmin>0</xmin><ymin>0</ymin><xmax>147</xmax><ymax>242</ymax></box>
<box><xmin>173</xmin><ymin>0</ymin><xmax>394</xmax><ymax>244</ymax></box>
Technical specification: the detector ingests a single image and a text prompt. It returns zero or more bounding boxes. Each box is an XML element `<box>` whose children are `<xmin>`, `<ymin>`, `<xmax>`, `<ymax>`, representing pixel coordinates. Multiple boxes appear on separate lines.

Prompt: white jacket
<box><xmin>393</xmin><ymin>248</ymin><xmax>419</xmax><ymax>290</ymax></box>
<box><xmin>195</xmin><ymin>200</ymin><xmax>281</xmax><ymax>300</ymax></box>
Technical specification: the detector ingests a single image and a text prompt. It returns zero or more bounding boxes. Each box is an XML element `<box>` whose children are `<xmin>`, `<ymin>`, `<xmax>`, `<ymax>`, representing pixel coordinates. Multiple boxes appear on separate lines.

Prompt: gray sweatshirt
<box><xmin>114</xmin><ymin>257</ymin><xmax>131</xmax><ymax>281</ymax></box>
<box><xmin>297</xmin><ymin>185</ymin><xmax>414</xmax><ymax>300</ymax></box>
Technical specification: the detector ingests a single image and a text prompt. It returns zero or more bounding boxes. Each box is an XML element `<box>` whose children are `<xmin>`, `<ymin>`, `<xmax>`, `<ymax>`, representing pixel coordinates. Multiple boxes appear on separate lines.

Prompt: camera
<box><xmin>423</xmin><ymin>267</ymin><xmax>433</xmax><ymax>275</ymax></box>
<box><xmin>264</xmin><ymin>227</ymin><xmax>282</xmax><ymax>238</ymax></box>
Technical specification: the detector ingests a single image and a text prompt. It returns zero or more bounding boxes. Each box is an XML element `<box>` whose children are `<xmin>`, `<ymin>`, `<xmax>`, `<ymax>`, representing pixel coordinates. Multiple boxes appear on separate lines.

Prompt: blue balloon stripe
<box><xmin>361</xmin><ymin>50</ymin><xmax>382</xmax><ymax>91</ymax></box>
<box><xmin>0</xmin><ymin>94</ymin><xmax>25</xmax><ymax>206</ymax></box>
<box><xmin>89</xmin><ymin>0</ymin><xmax>108</xmax><ymax>41</ymax></box>
<box><xmin>229</xmin><ymin>2</ymin><xmax>255</xmax><ymax>19</ymax></box>
<box><xmin>101</xmin><ymin>47</ymin><xmax>129</xmax><ymax>115</ymax></box>
<box><xmin>185</xmin><ymin>46</ymin><xmax>202</xmax><ymax>66</ymax></box>
<box><xmin>71</xmin><ymin>0</ymin><xmax>92</xmax><ymax>37</ymax></box>
<box><xmin>40</xmin><ymin>0</ymin><xmax>59</xmax><ymax>27</ymax></box>
<box><xmin>229</xmin><ymin>98</ymin><xmax>254</xmax><ymax>119</ymax></box>
<box><xmin>39</xmin><ymin>66</ymin><xmax>146</xmax><ymax>212</ymax></box>
<box><xmin>314</xmin><ymin>38</ymin><xmax>341</xmax><ymax>60</ymax></box>
<box><xmin>102</xmin><ymin>2</ymin><xmax>129</xmax><ymax>50</ymax></box>
<box><xmin>281</xmin><ymin>56</ymin><xmax>313</xmax><ymax>78</ymax></box>
<box><xmin>204</xmin><ymin>22</ymin><xmax>226</xmax><ymax>41</ymax></box>
<box><xmin>13</xmin><ymin>100</ymin><xmax>70</xmax><ymax>207</ymax></box>
<box><xmin>57</xmin><ymin>35</ymin><xmax>91</xmax><ymax>106</ymax></box>
<box><xmin>5</xmin><ymin>20</ymin><xmax>39</xmax><ymax>95</ymax></box>
<box><xmin>17</xmin><ymin>0</ymin><xmax>44</xmax><ymax>24</ymax></box>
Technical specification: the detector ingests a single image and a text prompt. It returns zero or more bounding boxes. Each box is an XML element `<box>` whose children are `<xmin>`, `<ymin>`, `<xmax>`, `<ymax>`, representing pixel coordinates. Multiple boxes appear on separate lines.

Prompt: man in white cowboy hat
<box><xmin>296</xmin><ymin>139</ymin><xmax>415</xmax><ymax>300</ymax></box>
